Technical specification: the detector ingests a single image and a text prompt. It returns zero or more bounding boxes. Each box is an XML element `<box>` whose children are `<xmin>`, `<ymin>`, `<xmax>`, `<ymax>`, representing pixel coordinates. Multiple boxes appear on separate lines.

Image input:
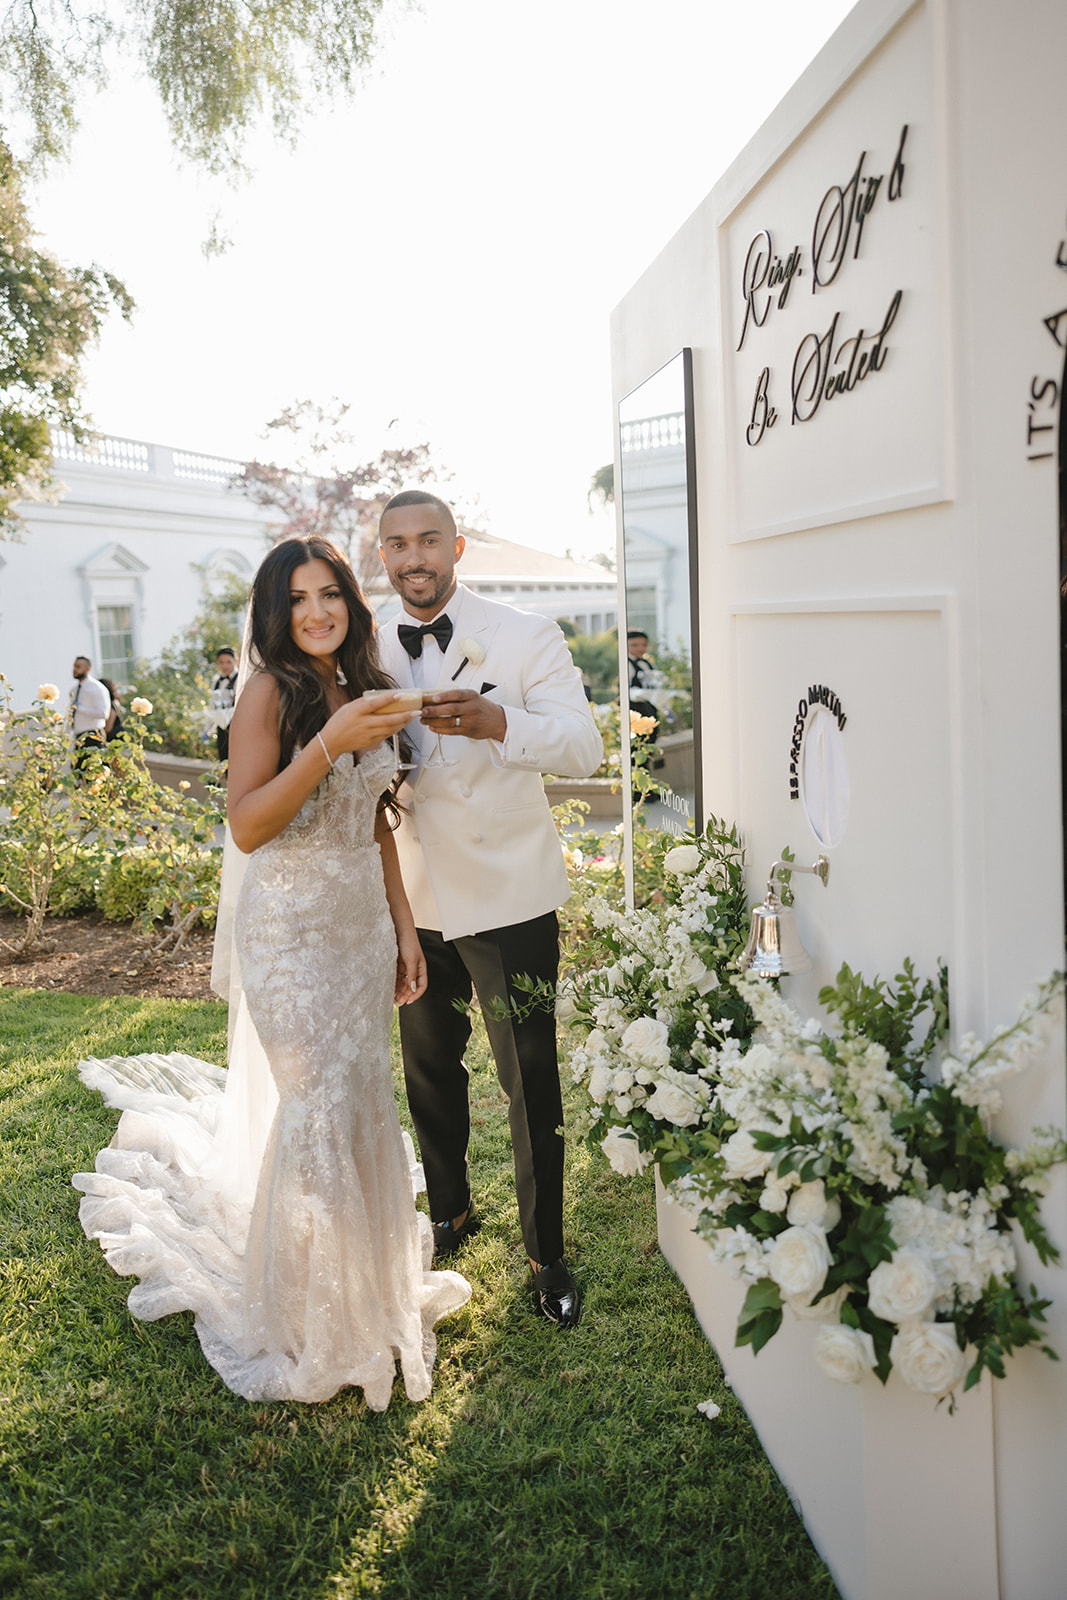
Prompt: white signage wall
<box><xmin>611</xmin><ymin>2</ymin><xmax>1067</xmax><ymax>1596</ymax></box>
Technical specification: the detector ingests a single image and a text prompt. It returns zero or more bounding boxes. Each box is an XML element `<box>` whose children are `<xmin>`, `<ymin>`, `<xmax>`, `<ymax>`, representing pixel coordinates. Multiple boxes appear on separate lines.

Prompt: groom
<box><xmin>376</xmin><ymin>490</ymin><xmax>603</xmax><ymax>1327</ymax></box>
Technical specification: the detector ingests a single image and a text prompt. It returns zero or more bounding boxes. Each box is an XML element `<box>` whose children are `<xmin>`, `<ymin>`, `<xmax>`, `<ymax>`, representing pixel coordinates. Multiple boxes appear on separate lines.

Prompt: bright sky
<box><xmin>28</xmin><ymin>0</ymin><xmax>855</xmax><ymax>559</ymax></box>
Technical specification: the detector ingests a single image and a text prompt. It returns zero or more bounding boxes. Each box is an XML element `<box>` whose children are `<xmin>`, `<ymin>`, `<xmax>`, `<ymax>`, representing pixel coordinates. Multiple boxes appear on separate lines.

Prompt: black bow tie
<box><xmin>398</xmin><ymin>615</ymin><xmax>454</xmax><ymax>659</ymax></box>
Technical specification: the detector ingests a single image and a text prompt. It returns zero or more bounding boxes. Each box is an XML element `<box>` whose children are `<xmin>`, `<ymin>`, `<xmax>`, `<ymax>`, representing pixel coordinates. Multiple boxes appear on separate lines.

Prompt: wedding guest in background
<box><xmin>209</xmin><ymin>646</ymin><xmax>239</xmax><ymax>761</ymax></box>
<box><xmin>70</xmin><ymin>656</ymin><xmax>110</xmax><ymax>772</ymax></box>
<box><xmin>100</xmin><ymin>679</ymin><xmax>125</xmax><ymax>742</ymax></box>
<box><xmin>626</xmin><ymin>629</ymin><xmax>663</xmax><ymax>800</ymax></box>
<box><xmin>376</xmin><ymin>490</ymin><xmax>603</xmax><ymax>1329</ymax></box>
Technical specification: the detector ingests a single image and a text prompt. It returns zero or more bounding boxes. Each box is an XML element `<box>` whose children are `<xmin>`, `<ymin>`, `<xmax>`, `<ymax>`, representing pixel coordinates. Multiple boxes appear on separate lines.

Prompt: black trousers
<box><xmin>73</xmin><ymin>730</ymin><xmax>106</xmax><ymax>774</ymax></box>
<box><xmin>398</xmin><ymin>911</ymin><xmax>564</xmax><ymax>1265</ymax></box>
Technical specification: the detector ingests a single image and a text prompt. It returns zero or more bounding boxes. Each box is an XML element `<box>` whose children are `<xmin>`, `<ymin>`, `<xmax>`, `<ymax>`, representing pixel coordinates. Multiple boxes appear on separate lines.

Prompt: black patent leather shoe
<box><xmin>531</xmin><ymin>1259</ymin><xmax>582</xmax><ymax>1328</ymax></box>
<box><xmin>433</xmin><ymin>1206</ymin><xmax>480</xmax><ymax>1258</ymax></box>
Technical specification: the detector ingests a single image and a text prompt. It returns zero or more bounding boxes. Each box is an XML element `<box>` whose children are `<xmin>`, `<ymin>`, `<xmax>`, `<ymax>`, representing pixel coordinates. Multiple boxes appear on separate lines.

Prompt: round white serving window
<box><xmin>799</xmin><ymin>705</ymin><xmax>850</xmax><ymax>848</ymax></box>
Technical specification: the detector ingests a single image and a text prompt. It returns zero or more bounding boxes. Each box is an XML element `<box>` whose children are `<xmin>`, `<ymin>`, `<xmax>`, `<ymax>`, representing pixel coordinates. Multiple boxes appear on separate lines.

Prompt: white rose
<box><xmin>612</xmin><ymin>1068</ymin><xmax>635</xmax><ymax>1093</ymax></box>
<box><xmin>675</xmin><ymin>948</ymin><xmax>709</xmax><ymax>988</ymax></box>
<box><xmin>787</xmin><ymin>1283</ymin><xmax>849</xmax><ymax>1322</ymax></box>
<box><xmin>890</xmin><ymin>1322</ymin><xmax>967</xmax><ymax>1396</ymax></box>
<box><xmin>555</xmin><ymin>989</ymin><xmax>577</xmax><ymax>1022</ymax></box>
<box><xmin>130</xmin><ymin>697</ymin><xmax>153</xmax><ymax>715</ymax></box>
<box><xmin>721</xmin><ymin>1128</ymin><xmax>774</xmax><ymax>1182</ymax></box>
<box><xmin>766</xmin><ymin>1224</ymin><xmax>831</xmax><ymax>1303</ymax></box>
<box><xmin>645</xmin><ymin>1071</ymin><xmax>705</xmax><ymax>1127</ymax></box>
<box><xmin>814</xmin><ymin>1324</ymin><xmax>877</xmax><ymax>1384</ymax></box>
<box><xmin>37</xmin><ymin>683</ymin><xmax>59</xmax><ymax>702</ymax></box>
<box><xmin>759</xmin><ymin>1174</ymin><xmax>792</xmax><ymax>1213</ymax></box>
<box><xmin>621</xmin><ymin>1016</ymin><xmax>670</xmax><ymax>1069</ymax></box>
<box><xmin>588</xmin><ymin>1062</ymin><xmax>614</xmax><ymax>1103</ymax></box>
<box><xmin>601</xmin><ymin>1125</ymin><xmax>652</xmax><ymax>1178</ymax></box>
<box><xmin>663</xmin><ymin>844</ymin><xmax>701</xmax><ymax>876</ymax></box>
<box><xmin>612</xmin><ymin>1093</ymin><xmax>634</xmax><ymax>1116</ymax></box>
<box><xmin>786</xmin><ymin>1180</ymin><xmax>841</xmax><ymax>1232</ymax></box>
<box><xmin>585</xmin><ymin>1028</ymin><xmax>608</xmax><ymax>1055</ymax></box>
<box><xmin>867</xmin><ymin>1250</ymin><xmax>937</xmax><ymax>1324</ymax></box>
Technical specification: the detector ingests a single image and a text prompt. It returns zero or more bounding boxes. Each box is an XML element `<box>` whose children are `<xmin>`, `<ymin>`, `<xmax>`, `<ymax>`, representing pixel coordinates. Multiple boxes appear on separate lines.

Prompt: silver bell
<box><xmin>739</xmin><ymin>856</ymin><xmax>830</xmax><ymax>977</ymax></box>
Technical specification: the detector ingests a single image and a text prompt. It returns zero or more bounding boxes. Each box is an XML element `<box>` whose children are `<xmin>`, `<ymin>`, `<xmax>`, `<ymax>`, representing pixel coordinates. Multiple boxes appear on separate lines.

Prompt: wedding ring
<box><xmin>455</xmin><ymin>715</ymin><xmax>461</xmax><ymax>727</ymax></box>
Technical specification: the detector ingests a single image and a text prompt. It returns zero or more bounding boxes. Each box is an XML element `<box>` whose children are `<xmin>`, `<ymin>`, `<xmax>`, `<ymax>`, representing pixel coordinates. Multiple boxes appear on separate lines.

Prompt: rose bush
<box><xmin>0</xmin><ymin>677</ymin><xmax>222</xmax><ymax>958</ymax></box>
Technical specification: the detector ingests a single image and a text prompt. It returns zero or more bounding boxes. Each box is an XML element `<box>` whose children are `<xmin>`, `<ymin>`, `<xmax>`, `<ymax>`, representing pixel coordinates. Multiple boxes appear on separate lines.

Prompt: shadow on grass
<box><xmin>0</xmin><ymin>994</ymin><xmax>839</xmax><ymax>1600</ymax></box>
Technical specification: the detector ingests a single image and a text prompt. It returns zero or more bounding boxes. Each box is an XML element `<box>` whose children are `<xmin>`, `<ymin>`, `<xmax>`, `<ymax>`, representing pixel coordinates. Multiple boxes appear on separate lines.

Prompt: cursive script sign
<box><xmin>735</xmin><ymin>125</ymin><xmax>909</xmax><ymax>448</ymax></box>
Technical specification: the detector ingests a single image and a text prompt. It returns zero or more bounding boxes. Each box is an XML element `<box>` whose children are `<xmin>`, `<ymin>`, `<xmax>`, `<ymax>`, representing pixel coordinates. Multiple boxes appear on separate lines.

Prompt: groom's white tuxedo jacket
<box><xmin>376</xmin><ymin>584</ymin><xmax>603</xmax><ymax>941</ymax></box>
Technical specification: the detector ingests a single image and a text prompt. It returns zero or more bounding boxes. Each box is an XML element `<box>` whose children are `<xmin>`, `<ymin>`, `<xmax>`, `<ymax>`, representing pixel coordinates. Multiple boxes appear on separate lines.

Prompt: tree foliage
<box><xmin>0</xmin><ymin>139</ymin><xmax>132</xmax><ymax>536</ymax></box>
<box><xmin>588</xmin><ymin>461</ymin><xmax>614</xmax><ymax>509</ymax></box>
<box><xmin>0</xmin><ymin>0</ymin><xmax>387</xmax><ymax>173</ymax></box>
<box><xmin>235</xmin><ymin>400</ymin><xmax>448</xmax><ymax>589</ymax></box>
<box><xmin>565</xmin><ymin>625</ymin><xmax>619</xmax><ymax>703</ymax></box>
<box><xmin>0</xmin><ymin>677</ymin><xmax>221</xmax><ymax>960</ymax></box>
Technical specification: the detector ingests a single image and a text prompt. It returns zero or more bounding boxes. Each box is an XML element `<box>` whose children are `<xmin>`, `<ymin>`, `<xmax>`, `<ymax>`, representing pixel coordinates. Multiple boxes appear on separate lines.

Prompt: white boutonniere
<box><xmin>451</xmin><ymin>637</ymin><xmax>486</xmax><ymax>681</ymax></box>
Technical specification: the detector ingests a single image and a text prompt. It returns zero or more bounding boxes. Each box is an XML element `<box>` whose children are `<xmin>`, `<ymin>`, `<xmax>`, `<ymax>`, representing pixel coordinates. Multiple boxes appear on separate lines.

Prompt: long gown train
<box><xmin>72</xmin><ymin>741</ymin><xmax>469</xmax><ymax>1407</ymax></box>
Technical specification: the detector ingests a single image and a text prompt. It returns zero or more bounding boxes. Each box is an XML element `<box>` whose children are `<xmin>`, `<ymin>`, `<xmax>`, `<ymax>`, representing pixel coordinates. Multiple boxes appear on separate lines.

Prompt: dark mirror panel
<box><xmin>618</xmin><ymin>349</ymin><xmax>701</xmax><ymax>882</ymax></box>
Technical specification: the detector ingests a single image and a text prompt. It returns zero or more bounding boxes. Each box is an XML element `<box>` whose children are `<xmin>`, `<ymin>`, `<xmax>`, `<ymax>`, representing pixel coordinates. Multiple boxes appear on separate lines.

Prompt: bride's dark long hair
<box><xmin>248</xmin><ymin>535</ymin><xmax>402</xmax><ymax>783</ymax></box>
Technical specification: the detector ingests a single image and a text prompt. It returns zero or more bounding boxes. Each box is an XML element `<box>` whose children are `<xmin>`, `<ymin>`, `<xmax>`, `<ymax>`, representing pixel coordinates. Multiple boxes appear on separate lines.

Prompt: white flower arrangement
<box><xmin>561</xmin><ymin>818</ymin><xmax>1067</xmax><ymax>1404</ymax></box>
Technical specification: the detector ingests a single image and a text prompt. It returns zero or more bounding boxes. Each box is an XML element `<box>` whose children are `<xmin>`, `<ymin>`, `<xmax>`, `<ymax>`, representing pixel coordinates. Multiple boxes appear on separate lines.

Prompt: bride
<box><xmin>73</xmin><ymin>535</ymin><xmax>470</xmax><ymax>1407</ymax></box>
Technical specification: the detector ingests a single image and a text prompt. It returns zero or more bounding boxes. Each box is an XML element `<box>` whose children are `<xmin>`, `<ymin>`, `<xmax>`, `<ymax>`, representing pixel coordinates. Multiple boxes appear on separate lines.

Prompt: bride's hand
<box><xmin>324</xmin><ymin>692</ymin><xmax>417</xmax><ymax>755</ymax></box>
<box><xmin>395</xmin><ymin>928</ymin><xmax>427</xmax><ymax>1005</ymax></box>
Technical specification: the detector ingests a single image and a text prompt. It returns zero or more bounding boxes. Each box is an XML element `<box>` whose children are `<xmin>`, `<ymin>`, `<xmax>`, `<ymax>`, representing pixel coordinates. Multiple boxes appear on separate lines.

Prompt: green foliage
<box><xmin>643</xmin><ymin>640</ymin><xmax>694</xmax><ymax>732</ymax></box>
<box><xmin>0</xmin><ymin>834</ymin><xmax>107</xmax><ymax>917</ymax></box>
<box><xmin>129</xmin><ymin>563</ymin><xmax>250</xmax><ymax>756</ymax></box>
<box><xmin>0</xmin><ymin>991</ymin><xmax>839</xmax><ymax>1600</ymax></box>
<box><xmin>98</xmin><ymin>846</ymin><xmax>220</xmax><ymax>931</ymax></box>
<box><xmin>961</xmin><ymin>1280</ymin><xmax>1056</xmax><ymax>1392</ymax></box>
<box><xmin>736</xmin><ymin>1279</ymin><xmax>783</xmax><ymax>1355</ymax></box>
<box><xmin>819</xmin><ymin>957</ymin><xmax>950</xmax><ymax>1089</ymax></box>
<box><xmin>0</xmin><ymin>142</ymin><xmax>132</xmax><ymax>537</ymax></box>
<box><xmin>1</xmin><ymin>0</ymin><xmax>388</xmax><ymax>176</ymax></box>
<box><xmin>566</xmin><ymin>626</ymin><xmax>619</xmax><ymax>703</ymax></box>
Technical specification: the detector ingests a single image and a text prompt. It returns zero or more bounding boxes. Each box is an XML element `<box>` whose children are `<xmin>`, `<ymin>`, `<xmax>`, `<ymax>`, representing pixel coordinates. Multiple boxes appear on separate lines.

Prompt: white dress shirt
<box><xmin>71</xmin><ymin>675</ymin><xmax>111</xmax><ymax>735</ymax></box>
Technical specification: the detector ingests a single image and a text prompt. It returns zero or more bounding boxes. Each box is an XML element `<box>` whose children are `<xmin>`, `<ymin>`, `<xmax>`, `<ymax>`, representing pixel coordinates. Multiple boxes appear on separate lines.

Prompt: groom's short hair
<box><xmin>379</xmin><ymin>489</ymin><xmax>457</xmax><ymax>538</ymax></box>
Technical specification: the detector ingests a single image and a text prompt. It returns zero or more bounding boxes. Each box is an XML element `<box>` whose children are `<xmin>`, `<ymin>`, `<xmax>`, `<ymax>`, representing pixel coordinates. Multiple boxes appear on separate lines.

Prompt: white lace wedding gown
<box><xmin>73</xmin><ymin>741</ymin><xmax>470</xmax><ymax>1407</ymax></box>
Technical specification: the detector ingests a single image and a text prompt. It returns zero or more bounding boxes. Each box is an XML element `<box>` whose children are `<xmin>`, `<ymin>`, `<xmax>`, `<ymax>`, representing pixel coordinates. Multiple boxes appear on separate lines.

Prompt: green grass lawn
<box><xmin>0</xmin><ymin>989</ymin><xmax>840</xmax><ymax>1600</ymax></box>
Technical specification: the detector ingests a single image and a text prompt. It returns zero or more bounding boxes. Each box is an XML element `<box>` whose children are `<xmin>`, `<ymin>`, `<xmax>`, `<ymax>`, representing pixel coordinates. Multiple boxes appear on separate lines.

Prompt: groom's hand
<box><xmin>421</xmin><ymin>688</ymin><xmax>506</xmax><ymax>743</ymax></box>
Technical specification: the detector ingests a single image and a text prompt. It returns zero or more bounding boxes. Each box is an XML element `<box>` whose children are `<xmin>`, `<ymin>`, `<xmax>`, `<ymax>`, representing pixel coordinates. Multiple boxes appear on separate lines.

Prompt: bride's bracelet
<box><xmin>316</xmin><ymin>731</ymin><xmax>336</xmax><ymax>769</ymax></box>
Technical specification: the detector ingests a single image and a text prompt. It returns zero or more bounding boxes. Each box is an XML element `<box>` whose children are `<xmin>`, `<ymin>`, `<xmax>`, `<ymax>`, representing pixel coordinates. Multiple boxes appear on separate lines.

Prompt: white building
<box><xmin>0</xmin><ymin>432</ymin><xmax>275</xmax><ymax>709</ymax></box>
<box><xmin>0</xmin><ymin>431</ymin><xmax>616</xmax><ymax>709</ymax></box>
<box><xmin>618</xmin><ymin>410</ymin><xmax>692</xmax><ymax>652</ymax></box>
